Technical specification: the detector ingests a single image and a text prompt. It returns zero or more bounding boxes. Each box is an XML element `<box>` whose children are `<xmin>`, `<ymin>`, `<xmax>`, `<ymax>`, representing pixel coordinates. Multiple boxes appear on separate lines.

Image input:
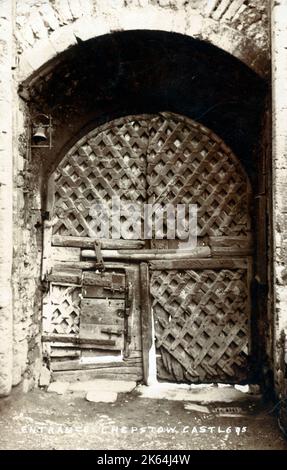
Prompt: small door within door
<box><xmin>42</xmin><ymin>265</ymin><xmax>142</xmax><ymax>380</ymax></box>
<box><xmin>80</xmin><ymin>271</ymin><xmax>126</xmax><ymax>352</ymax></box>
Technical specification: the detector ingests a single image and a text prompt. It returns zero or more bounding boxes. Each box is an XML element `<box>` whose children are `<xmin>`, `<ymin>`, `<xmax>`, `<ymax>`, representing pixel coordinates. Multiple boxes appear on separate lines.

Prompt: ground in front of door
<box><xmin>0</xmin><ymin>385</ymin><xmax>286</xmax><ymax>450</ymax></box>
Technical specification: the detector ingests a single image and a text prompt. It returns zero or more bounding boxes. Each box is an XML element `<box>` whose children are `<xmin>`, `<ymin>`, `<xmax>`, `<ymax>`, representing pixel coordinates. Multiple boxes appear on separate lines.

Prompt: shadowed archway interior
<box><xmin>23</xmin><ymin>30</ymin><xmax>266</xmax><ymax>188</ymax></box>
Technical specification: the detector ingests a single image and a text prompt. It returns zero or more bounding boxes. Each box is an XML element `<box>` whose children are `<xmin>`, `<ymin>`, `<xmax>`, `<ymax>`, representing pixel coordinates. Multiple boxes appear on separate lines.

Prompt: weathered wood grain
<box><xmin>140</xmin><ymin>263</ymin><xmax>152</xmax><ymax>385</ymax></box>
<box><xmin>149</xmin><ymin>258</ymin><xmax>248</xmax><ymax>270</ymax></box>
<box><xmin>52</xmin><ymin>236</ymin><xmax>145</xmax><ymax>250</ymax></box>
<box><xmin>81</xmin><ymin>247</ymin><xmax>211</xmax><ymax>260</ymax></box>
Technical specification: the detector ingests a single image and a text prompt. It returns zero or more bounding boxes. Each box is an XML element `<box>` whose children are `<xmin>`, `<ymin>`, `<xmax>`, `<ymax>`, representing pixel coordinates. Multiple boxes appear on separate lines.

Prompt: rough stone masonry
<box><xmin>0</xmin><ymin>0</ymin><xmax>13</xmax><ymax>397</ymax></box>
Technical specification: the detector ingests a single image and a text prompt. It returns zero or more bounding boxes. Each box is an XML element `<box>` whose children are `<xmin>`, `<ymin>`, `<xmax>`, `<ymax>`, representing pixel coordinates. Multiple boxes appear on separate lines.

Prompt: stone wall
<box><xmin>12</xmin><ymin>99</ymin><xmax>43</xmax><ymax>390</ymax></box>
<box><xmin>0</xmin><ymin>0</ymin><xmax>13</xmax><ymax>396</ymax></box>
<box><xmin>271</xmin><ymin>0</ymin><xmax>287</xmax><ymax>396</ymax></box>
<box><xmin>15</xmin><ymin>0</ymin><xmax>269</xmax><ymax>81</ymax></box>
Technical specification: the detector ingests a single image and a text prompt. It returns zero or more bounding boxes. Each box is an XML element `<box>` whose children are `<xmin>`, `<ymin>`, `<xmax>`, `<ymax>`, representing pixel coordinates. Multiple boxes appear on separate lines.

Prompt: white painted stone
<box><xmin>78</xmin><ymin>0</ymin><xmax>93</xmax><ymax>17</ymax></box>
<box><xmin>54</xmin><ymin>0</ymin><xmax>74</xmax><ymax>23</ymax></box>
<box><xmin>45</xmin><ymin>27</ymin><xmax>74</xmax><ymax>58</ymax></box>
<box><xmin>29</xmin><ymin>8</ymin><xmax>48</xmax><ymax>40</ymax></box>
<box><xmin>18</xmin><ymin>23</ymin><xmax>35</xmax><ymax>46</ymax></box>
<box><xmin>47</xmin><ymin>381</ymin><xmax>68</xmax><ymax>395</ymax></box>
<box><xmin>72</xmin><ymin>17</ymin><xmax>110</xmax><ymax>42</ymax></box>
<box><xmin>39</xmin><ymin>3</ymin><xmax>60</xmax><ymax>31</ymax></box>
<box><xmin>86</xmin><ymin>390</ymin><xmax>118</xmax><ymax>403</ymax></box>
<box><xmin>22</xmin><ymin>377</ymin><xmax>34</xmax><ymax>393</ymax></box>
<box><xmin>39</xmin><ymin>365</ymin><xmax>51</xmax><ymax>387</ymax></box>
<box><xmin>137</xmin><ymin>383</ymin><xmax>258</xmax><ymax>403</ymax></box>
<box><xmin>22</xmin><ymin>38</ymin><xmax>57</xmax><ymax>72</ymax></box>
<box><xmin>68</xmin><ymin>379</ymin><xmax>137</xmax><ymax>393</ymax></box>
<box><xmin>68</xmin><ymin>0</ymin><xmax>82</xmax><ymax>20</ymax></box>
<box><xmin>184</xmin><ymin>12</ymin><xmax>203</xmax><ymax>37</ymax></box>
<box><xmin>184</xmin><ymin>403</ymin><xmax>210</xmax><ymax>413</ymax></box>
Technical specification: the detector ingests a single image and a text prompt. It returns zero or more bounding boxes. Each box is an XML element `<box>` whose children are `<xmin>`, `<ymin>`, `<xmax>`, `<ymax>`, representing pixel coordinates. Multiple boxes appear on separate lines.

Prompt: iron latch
<box><xmin>94</xmin><ymin>240</ymin><xmax>105</xmax><ymax>270</ymax></box>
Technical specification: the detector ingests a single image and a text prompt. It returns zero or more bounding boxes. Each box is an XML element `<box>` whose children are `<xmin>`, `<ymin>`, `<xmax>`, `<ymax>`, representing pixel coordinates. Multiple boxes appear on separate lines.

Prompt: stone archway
<box><xmin>8</xmin><ymin>27</ymin><xmax>267</xmax><ymax>395</ymax></box>
<box><xmin>17</xmin><ymin>1</ymin><xmax>269</xmax><ymax>83</ymax></box>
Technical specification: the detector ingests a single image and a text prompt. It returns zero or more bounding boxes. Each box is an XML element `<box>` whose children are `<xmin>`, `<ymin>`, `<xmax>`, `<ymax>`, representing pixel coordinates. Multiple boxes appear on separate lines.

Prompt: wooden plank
<box><xmin>81</xmin><ymin>349</ymin><xmax>122</xmax><ymax>358</ymax></box>
<box><xmin>81</xmin><ymin>246</ymin><xmax>211</xmax><ymax>260</ymax></box>
<box><xmin>79</xmin><ymin>324</ymin><xmax>124</xmax><ymax>350</ymax></box>
<box><xmin>51</xmin><ymin>246</ymin><xmax>81</xmax><ymax>262</ymax></box>
<box><xmin>41</xmin><ymin>220</ymin><xmax>53</xmax><ymax>280</ymax></box>
<box><xmin>52</xmin><ymin>266</ymin><xmax>82</xmax><ymax>274</ymax></box>
<box><xmin>53</xmin><ymin>261</ymin><xmax>132</xmax><ymax>271</ymax></box>
<box><xmin>140</xmin><ymin>263</ymin><xmax>152</xmax><ymax>385</ymax></box>
<box><xmin>42</xmin><ymin>334</ymin><xmax>116</xmax><ymax>346</ymax></box>
<box><xmin>48</xmin><ymin>268</ymin><xmax>82</xmax><ymax>284</ymax></box>
<box><xmin>82</xmin><ymin>271</ymin><xmax>125</xmax><ymax>287</ymax></box>
<box><xmin>209</xmin><ymin>236</ymin><xmax>253</xmax><ymax>248</ymax></box>
<box><xmin>50</xmin><ymin>349</ymin><xmax>81</xmax><ymax>358</ymax></box>
<box><xmin>41</xmin><ymin>171</ymin><xmax>54</xmax><ymax>277</ymax></box>
<box><xmin>211</xmin><ymin>246</ymin><xmax>253</xmax><ymax>256</ymax></box>
<box><xmin>48</xmin><ymin>341</ymin><xmax>131</xmax><ymax>351</ymax></box>
<box><xmin>80</xmin><ymin>299</ymin><xmax>125</xmax><ymax>324</ymax></box>
<box><xmin>53</xmin><ymin>261</ymin><xmax>105</xmax><ymax>271</ymax></box>
<box><xmin>256</xmin><ymin>195</ymin><xmax>267</xmax><ymax>284</ymax></box>
<box><xmin>45</xmin><ymin>173</ymin><xmax>55</xmax><ymax>213</ymax></box>
<box><xmin>50</xmin><ymin>360</ymin><xmax>141</xmax><ymax>372</ymax></box>
<box><xmin>247</xmin><ymin>257</ymin><xmax>253</xmax><ymax>349</ymax></box>
<box><xmin>83</xmin><ymin>285</ymin><xmax>125</xmax><ymax>299</ymax></box>
<box><xmin>82</xmin><ymin>271</ymin><xmax>126</xmax><ymax>298</ymax></box>
<box><xmin>52</xmin><ymin>236</ymin><xmax>145</xmax><ymax>250</ymax></box>
<box><xmin>80</xmin><ymin>324</ymin><xmax>124</xmax><ymax>338</ymax></box>
<box><xmin>52</xmin><ymin>370</ymin><xmax>142</xmax><ymax>382</ymax></box>
<box><xmin>148</xmin><ymin>258</ymin><xmax>248</xmax><ymax>270</ymax></box>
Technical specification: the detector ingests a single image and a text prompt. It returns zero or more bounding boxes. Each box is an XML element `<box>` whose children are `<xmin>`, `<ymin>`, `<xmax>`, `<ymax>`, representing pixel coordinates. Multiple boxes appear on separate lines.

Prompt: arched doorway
<box><xmin>41</xmin><ymin>111</ymin><xmax>253</xmax><ymax>384</ymax></box>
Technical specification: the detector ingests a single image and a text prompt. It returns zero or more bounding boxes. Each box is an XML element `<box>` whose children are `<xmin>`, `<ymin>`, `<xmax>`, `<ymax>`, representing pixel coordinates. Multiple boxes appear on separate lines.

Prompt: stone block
<box><xmin>24</xmin><ymin>38</ymin><xmax>57</xmax><ymax>71</ymax></box>
<box><xmin>49</xmin><ymin>24</ymin><xmax>78</xmax><ymax>54</ymax></box>
<box><xmin>47</xmin><ymin>381</ymin><xmax>68</xmax><ymax>394</ymax></box>
<box><xmin>68</xmin><ymin>379</ymin><xmax>137</xmax><ymax>393</ymax></box>
<box><xmin>86</xmin><ymin>391</ymin><xmax>118</xmax><ymax>403</ymax></box>
<box><xmin>39</xmin><ymin>365</ymin><xmax>51</xmax><ymax>387</ymax></box>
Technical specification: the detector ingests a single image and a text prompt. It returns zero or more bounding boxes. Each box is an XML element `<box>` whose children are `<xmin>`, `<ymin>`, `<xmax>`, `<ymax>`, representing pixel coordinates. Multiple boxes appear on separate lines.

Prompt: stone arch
<box><xmin>17</xmin><ymin>1</ymin><xmax>269</xmax><ymax>82</ymax></box>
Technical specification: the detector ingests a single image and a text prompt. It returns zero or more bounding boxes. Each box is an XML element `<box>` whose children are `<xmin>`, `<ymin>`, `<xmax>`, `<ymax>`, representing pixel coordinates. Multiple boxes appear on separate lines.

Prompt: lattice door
<box><xmin>146</xmin><ymin>113</ymin><xmax>252</xmax><ymax>382</ymax></box>
<box><xmin>43</xmin><ymin>112</ymin><xmax>253</xmax><ymax>383</ymax></box>
<box><xmin>150</xmin><ymin>265</ymin><xmax>251</xmax><ymax>383</ymax></box>
<box><xmin>52</xmin><ymin>117</ymin><xmax>149</xmax><ymax>239</ymax></box>
<box><xmin>147</xmin><ymin>113</ymin><xmax>250</xmax><ymax>240</ymax></box>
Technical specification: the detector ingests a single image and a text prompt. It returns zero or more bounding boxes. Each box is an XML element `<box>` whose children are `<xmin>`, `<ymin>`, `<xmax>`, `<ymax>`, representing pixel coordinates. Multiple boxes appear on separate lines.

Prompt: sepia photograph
<box><xmin>0</xmin><ymin>0</ymin><xmax>286</xmax><ymax>455</ymax></box>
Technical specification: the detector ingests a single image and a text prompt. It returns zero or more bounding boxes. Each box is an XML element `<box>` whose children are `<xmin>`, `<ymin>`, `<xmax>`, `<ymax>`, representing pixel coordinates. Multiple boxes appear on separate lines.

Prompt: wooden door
<box><xmin>147</xmin><ymin>114</ymin><xmax>252</xmax><ymax>383</ymax></box>
<box><xmin>41</xmin><ymin>112</ymin><xmax>253</xmax><ymax>384</ymax></box>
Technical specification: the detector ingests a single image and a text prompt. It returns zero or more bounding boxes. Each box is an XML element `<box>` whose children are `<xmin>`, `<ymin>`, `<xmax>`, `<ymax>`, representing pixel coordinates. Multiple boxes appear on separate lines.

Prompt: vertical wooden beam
<box><xmin>140</xmin><ymin>262</ymin><xmax>152</xmax><ymax>385</ymax></box>
<box><xmin>41</xmin><ymin>174</ymin><xmax>55</xmax><ymax>280</ymax></box>
<box><xmin>0</xmin><ymin>0</ymin><xmax>13</xmax><ymax>396</ymax></box>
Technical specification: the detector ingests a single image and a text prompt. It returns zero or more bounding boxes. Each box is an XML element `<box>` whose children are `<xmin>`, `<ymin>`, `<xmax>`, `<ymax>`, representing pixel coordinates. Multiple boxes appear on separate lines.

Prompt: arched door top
<box><xmin>49</xmin><ymin>111</ymin><xmax>252</xmax><ymax>242</ymax></box>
